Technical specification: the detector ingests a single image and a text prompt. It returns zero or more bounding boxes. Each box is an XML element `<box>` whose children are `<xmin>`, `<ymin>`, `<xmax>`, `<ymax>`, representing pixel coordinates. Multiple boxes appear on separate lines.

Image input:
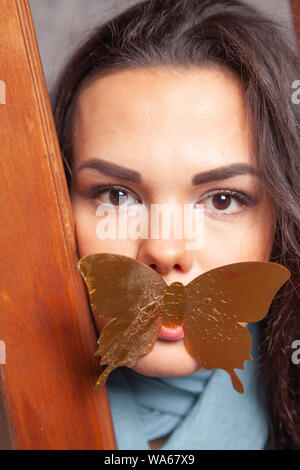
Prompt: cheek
<box><xmin>73</xmin><ymin>203</ymin><xmax>138</xmax><ymax>258</ymax></box>
<box><xmin>236</xmin><ymin>204</ymin><xmax>275</xmax><ymax>261</ymax></box>
<box><xmin>74</xmin><ymin>210</ymin><xmax>100</xmax><ymax>257</ymax></box>
<box><xmin>198</xmin><ymin>206</ymin><xmax>274</xmax><ymax>268</ymax></box>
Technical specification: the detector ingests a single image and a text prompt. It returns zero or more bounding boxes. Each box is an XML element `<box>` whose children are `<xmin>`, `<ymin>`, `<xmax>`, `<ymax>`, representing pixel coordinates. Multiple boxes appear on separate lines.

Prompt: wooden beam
<box><xmin>290</xmin><ymin>0</ymin><xmax>300</xmax><ymax>47</ymax></box>
<box><xmin>0</xmin><ymin>0</ymin><xmax>116</xmax><ymax>449</ymax></box>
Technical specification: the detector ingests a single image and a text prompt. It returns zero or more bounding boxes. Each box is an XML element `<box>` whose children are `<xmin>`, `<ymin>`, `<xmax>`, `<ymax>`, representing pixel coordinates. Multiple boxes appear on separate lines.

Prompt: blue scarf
<box><xmin>106</xmin><ymin>322</ymin><xmax>269</xmax><ymax>450</ymax></box>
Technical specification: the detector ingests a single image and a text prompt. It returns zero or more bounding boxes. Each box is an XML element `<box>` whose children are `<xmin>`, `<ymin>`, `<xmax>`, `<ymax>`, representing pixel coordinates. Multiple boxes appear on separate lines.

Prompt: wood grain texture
<box><xmin>0</xmin><ymin>0</ymin><xmax>116</xmax><ymax>449</ymax></box>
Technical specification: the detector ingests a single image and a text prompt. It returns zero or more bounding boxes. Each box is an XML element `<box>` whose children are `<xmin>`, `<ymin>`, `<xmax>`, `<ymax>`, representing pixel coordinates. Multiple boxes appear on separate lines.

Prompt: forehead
<box><xmin>72</xmin><ymin>66</ymin><xmax>253</xmax><ymax>174</ymax></box>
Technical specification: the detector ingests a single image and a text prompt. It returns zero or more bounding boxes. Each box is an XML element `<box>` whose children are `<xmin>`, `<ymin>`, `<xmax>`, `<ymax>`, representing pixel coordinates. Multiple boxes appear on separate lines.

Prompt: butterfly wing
<box><xmin>78</xmin><ymin>253</ymin><xmax>167</xmax><ymax>385</ymax></box>
<box><xmin>184</xmin><ymin>261</ymin><xmax>290</xmax><ymax>393</ymax></box>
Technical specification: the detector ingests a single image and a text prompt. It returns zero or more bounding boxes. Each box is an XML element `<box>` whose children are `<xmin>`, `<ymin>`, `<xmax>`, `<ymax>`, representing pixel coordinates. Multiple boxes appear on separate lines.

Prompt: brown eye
<box><xmin>109</xmin><ymin>189</ymin><xmax>128</xmax><ymax>205</ymax></box>
<box><xmin>88</xmin><ymin>184</ymin><xmax>140</xmax><ymax>207</ymax></box>
<box><xmin>212</xmin><ymin>194</ymin><xmax>232</xmax><ymax>210</ymax></box>
<box><xmin>197</xmin><ymin>190</ymin><xmax>253</xmax><ymax>218</ymax></box>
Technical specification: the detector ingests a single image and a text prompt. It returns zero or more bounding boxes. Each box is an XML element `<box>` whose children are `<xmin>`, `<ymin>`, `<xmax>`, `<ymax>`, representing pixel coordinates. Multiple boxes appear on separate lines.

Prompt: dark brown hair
<box><xmin>51</xmin><ymin>0</ymin><xmax>300</xmax><ymax>449</ymax></box>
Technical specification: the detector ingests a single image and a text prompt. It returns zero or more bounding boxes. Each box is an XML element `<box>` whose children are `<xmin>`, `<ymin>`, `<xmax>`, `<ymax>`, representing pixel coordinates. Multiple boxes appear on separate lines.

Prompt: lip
<box><xmin>158</xmin><ymin>324</ymin><xmax>184</xmax><ymax>341</ymax></box>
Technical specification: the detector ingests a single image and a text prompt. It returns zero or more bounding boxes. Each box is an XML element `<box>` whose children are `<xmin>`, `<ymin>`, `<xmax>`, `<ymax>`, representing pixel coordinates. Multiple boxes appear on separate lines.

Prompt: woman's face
<box><xmin>70</xmin><ymin>66</ymin><xmax>274</xmax><ymax>377</ymax></box>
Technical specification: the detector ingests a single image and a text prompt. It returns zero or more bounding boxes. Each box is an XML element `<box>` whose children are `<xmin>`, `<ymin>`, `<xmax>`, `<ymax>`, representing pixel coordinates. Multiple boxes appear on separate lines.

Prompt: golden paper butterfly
<box><xmin>78</xmin><ymin>253</ymin><xmax>290</xmax><ymax>393</ymax></box>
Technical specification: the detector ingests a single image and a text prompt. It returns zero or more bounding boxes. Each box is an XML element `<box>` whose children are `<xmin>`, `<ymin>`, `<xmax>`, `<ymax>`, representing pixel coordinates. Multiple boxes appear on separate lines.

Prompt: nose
<box><xmin>137</xmin><ymin>237</ymin><xmax>194</xmax><ymax>278</ymax></box>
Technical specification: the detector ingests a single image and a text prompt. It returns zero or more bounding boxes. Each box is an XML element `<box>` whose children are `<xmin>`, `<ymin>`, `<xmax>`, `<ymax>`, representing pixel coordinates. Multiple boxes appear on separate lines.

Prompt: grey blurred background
<box><xmin>28</xmin><ymin>0</ymin><xmax>295</xmax><ymax>94</ymax></box>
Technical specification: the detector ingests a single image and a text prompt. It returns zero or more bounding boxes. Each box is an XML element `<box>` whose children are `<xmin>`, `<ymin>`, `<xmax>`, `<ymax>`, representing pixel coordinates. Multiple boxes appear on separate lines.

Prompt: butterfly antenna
<box><xmin>229</xmin><ymin>370</ymin><xmax>244</xmax><ymax>394</ymax></box>
<box><xmin>95</xmin><ymin>364</ymin><xmax>115</xmax><ymax>388</ymax></box>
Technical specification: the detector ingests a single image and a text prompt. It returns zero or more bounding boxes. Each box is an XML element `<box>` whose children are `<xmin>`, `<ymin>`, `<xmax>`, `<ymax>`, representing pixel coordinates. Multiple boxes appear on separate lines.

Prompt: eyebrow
<box><xmin>76</xmin><ymin>158</ymin><xmax>142</xmax><ymax>183</ymax></box>
<box><xmin>192</xmin><ymin>163</ymin><xmax>259</xmax><ymax>185</ymax></box>
<box><xmin>76</xmin><ymin>159</ymin><xmax>259</xmax><ymax>185</ymax></box>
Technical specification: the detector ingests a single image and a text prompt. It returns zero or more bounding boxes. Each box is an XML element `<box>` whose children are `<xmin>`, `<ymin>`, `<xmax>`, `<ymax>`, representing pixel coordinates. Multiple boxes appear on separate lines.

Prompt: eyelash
<box><xmin>87</xmin><ymin>184</ymin><xmax>142</xmax><ymax>204</ymax></box>
<box><xmin>86</xmin><ymin>184</ymin><xmax>255</xmax><ymax>218</ymax></box>
<box><xmin>199</xmin><ymin>188</ymin><xmax>255</xmax><ymax>219</ymax></box>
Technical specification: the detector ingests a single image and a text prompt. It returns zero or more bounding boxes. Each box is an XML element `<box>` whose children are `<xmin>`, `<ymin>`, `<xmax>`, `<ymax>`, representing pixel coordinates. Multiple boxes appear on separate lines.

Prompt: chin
<box><xmin>131</xmin><ymin>338</ymin><xmax>203</xmax><ymax>377</ymax></box>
